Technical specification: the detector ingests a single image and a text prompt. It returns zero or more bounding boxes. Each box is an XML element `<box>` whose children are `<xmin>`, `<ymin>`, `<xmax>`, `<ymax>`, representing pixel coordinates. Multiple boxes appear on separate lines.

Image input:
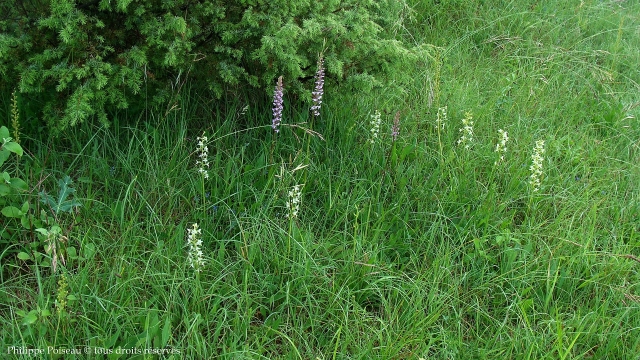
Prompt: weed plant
<box><xmin>1</xmin><ymin>1</ymin><xmax>639</xmax><ymax>358</ymax></box>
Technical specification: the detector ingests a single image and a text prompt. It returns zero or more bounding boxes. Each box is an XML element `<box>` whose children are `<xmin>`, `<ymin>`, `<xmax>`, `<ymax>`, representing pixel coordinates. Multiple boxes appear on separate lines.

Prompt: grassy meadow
<box><xmin>1</xmin><ymin>0</ymin><xmax>640</xmax><ymax>358</ymax></box>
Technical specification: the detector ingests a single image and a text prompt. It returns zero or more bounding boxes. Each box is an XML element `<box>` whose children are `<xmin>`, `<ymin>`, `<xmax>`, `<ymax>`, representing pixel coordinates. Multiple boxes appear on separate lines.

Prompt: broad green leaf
<box><xmin>0</xmin><ymin>127</ymin><xmax>9</xmax><ymax>139</ymax></box>
<box><xmin>108</xmin><ymin>351</ymin><xmax>124</xmax><ymax>360</ymax></box>
<box><xmin>67</xmin><ymin>246</ymin><xmax>77</xmax><ymax>258</ymax></box>
<box><xmin>0</xmin><ymin>150</ymin><xmax>9</xmax><ymax>167</ymax></box>
<box><xmin>67</xmin><ymin>294</ymin><xmax>78</xmax><ymax>301</ymax></box>
<box><xmin>104</xmin><ymin>330</ymin><xmax>120</xmax><ymax>348</ymax></box>
<box><xmin>398</xmin><ymin>176</ymin><xmax>408</xmax><ymax>189</ymax></box>
<box><xmin>82</xmin><ymin>243</ymin><xmax>96</xmax><ymax>259</ymax></box>
<box><xmin>3</xmin><ymin>142</ymin><xmax>23</xmax><ymax>156</ymax></box>
<box><xmin>161</xmin><ymin>317</ymin><xmax>172</xmax><ymax>347</ymax></box>
<box><xmin>0</xmin><ymin>184</ymin><xmax>10</xmax><ymax>196</ymax></box>
<box><xmin>400</xmin><ymin>144</ymin><xmax>416</xmax><ymax>161</ymax></box>
<box><xmin>22</xmin><ymin>312</ymin><xmax>38</xmax><ymax>325</ymax></box>
<box><xmin>17</xmin><ymin>252</ymin><xmax>31</xmax><ymax>260</ymax></box>
<box><xmin>10</xmin><ymin>178</ymin><xmax>28</xmax><ymax>192</ymax></box>
<box><xmin>148</xmin><ymin>312</ymin><xmax>160</xmax><ymax>337</ymax></box>
<box><xmin>21</xmin><ymin>215</ymin><xmax>31</xmax><ymax>229</ymax></box>
<box><xmin>40</xmin><ymin>309</ymin><xmax>51</xmax><ymax>317</ymax></box>
<box><xmin>21</xmin><ymin>201</ymin><xmax>29</xmax><ymax>213</ymax></box>
<box><xmin>2</xmin><ymin>206</ymin><xmax>23</xmax><ymax>217</ymax></box>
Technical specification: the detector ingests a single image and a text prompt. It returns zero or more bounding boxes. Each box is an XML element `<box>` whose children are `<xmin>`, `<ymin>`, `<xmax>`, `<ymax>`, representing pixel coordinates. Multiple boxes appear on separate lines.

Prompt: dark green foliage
<box><xmin>1</xmin><ymin>0</ymin><xmax>420</xmax><ymax>133</ymax></box>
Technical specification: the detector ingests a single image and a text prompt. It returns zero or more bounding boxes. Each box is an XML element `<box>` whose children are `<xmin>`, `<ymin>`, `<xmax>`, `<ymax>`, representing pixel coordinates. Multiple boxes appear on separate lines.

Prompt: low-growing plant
<box><xmin>0</xmin><ymin>125</ymin><xmax>28</xmax><ymax>240</ymax></box>
<box><xmin>39</xmin><ymin>176</ymin><xmax>82</xmax><ymax>216</ymax></box>
<box><xmin>3</xmin><ymin>172</ymin><xmax>83</xmax><ymax>273</ymax></box>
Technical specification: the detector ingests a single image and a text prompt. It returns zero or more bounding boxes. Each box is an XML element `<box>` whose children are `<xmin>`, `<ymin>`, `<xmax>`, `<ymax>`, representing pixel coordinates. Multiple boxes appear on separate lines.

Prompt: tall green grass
<box><xmin>2</xmin><ymin>1</ymin><xmax>639</xmax><ymax>358</ymax></box>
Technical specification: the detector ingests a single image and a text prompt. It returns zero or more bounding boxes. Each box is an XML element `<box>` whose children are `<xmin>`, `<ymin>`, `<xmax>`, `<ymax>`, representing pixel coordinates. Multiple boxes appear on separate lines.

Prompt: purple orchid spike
<box><xmin>272</xmin><ymin>76</ymin><xmax>284</xmax><ymax>132</ymax></box>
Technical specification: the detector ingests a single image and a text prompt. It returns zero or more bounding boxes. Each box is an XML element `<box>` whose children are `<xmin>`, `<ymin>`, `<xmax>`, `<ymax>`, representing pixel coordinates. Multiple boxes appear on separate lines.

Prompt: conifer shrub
<box><xmin>0</xmin><ymin>0</ymin><xmax>423</xmax><ymax>133</ymax></box>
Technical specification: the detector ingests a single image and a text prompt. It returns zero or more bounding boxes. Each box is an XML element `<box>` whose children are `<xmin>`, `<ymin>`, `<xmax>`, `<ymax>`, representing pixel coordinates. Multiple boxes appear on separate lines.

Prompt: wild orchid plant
<box><xmin>436</xmin><ymin>105</ymin><xmax>447</xmax><ymax>159</ymax></box>
<box><xmin>436</xmin><ymin>106</ymin><xmax>447</xmax><ymax>131</ymax></box>
<box><xmin>186</xmin><ymin>223</ymin><xmax>205</xmax><ymax>272</ymax></box>
<box><xmin>11</xmin><ymin>91</ymin><xmax>20</xmax><ymax>144</ymax></box>
<box><xmin>286</xmin><ymin>184</ymin><xmax>302</xmax><ymax>220</ymax></box>
<box><xmin>196</xmin><ymin>133</ymin><xmax>209</xmax><ymax>179</ymax></box>
<box><xmin>369</xmin><ymin>110</ymin><xmax>382</xmax><ymax>144</ymax></box>
<box><xmin>285</xmin><ymin>182</ymin><xmax>303</xmax><ymax>257</ymax></box>
<box><xmin>310</xmin><ymin>57</ymin><xmax>325</xmax><ymax>117</ymax></box>
<box><xmin>494</xmin><ymin>129</ymin><xmax>509</xmax><ymax>165</ymax></box>
<box><xmin>391</xmin><ymin>111</ymin><xmax>401</xmax><ymax>142</ymax></box>
<box><xmin>55</xmin><ymin>273</ymin><xmax>69</xmax><ymax>316</ymax></box>
<box><xmin>189</xmin><ymin>134</ymin><xmax>209</xmax><ymax>274</ymax></box>
<box><xmin>529</xmin><ymin>140</ymin><xmax>545</xmax><ymax>192</ymax></box>
<box><xmin>457</xmin><ymin>112</ymin><xmax>474</xmax><ymax>149</ymax></box>
<box><xmin>272</xmin><ymin>76</ymin><xmax>284</xmax><ymax>133</ymax></box>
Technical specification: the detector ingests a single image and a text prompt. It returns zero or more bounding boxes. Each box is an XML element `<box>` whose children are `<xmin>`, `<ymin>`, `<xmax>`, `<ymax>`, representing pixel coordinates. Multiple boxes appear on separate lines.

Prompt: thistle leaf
<box><xmin>40</xmin><ymin>175</ymin><xmax>82</xmax><ymax>214</ymax></box>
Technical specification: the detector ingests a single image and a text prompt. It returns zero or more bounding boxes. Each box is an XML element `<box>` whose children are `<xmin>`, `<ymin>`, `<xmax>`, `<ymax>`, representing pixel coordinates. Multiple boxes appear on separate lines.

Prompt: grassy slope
<box><xmin>1</xmin><ymin>0</ymin><xmax>639</xmax><ymax>358</ymax></box>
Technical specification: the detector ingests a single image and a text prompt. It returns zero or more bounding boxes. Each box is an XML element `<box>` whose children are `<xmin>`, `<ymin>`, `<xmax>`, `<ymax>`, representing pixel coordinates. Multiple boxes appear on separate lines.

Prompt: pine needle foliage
<box><xmin>0</xmin><ymin>0</ymin><xmax>422</xmax><ymax>133</ymax></box>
